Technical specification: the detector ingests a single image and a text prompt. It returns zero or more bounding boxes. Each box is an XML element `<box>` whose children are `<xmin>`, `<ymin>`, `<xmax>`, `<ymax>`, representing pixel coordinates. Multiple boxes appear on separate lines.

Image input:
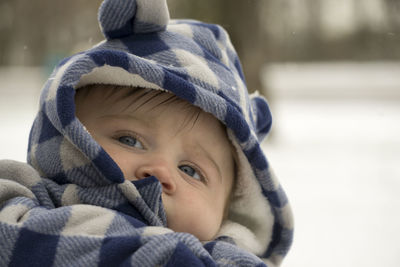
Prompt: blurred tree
<box><xmin>0</xmin><ymin>0</ymin><xmax>103</xmax><ymax>66</ymax></box>
<box><xmin>384</xmin><ymin>0</ymin><xmax>400</xmax><ymax>31</ymax></box>
<box><xmin>1</xmin><ymin>0</ymin><xmax>399</xmax><ymax>70</ymax></box>
<box><xmin>0</xmin><ymin>1</ymin><xmax>14</xmax><ymax>64</ymax></box>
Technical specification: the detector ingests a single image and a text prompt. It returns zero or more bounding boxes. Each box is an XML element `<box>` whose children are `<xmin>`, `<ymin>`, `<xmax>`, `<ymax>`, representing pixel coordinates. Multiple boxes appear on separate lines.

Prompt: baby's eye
<box><xmin>118</xmin><ymin>136</ymin><xmax>144</xmax><ymax>149</ymax></box>
<box><xmin>179</xmin><ymin>165</ymin><xmax>202</xmax><ymax>181</ymax></box>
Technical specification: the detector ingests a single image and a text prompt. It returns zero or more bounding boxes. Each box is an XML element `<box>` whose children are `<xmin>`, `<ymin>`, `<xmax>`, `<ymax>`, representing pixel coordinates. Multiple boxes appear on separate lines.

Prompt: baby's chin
<box><xmin>164</xmin><ymin>211</ymin><xmax>219</xmax><ymax>241</ymax></box>
<box><xmin>168</xmin><ymin>225</ymin><xmax>216</xmax><ymax>241</ymax></box>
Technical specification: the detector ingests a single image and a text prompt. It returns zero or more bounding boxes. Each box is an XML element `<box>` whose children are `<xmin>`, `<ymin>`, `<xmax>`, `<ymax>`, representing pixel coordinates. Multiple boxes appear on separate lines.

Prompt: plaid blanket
<box><xmin>0</xmin><ymin>160</ymin><xmax>266</xmax><ymax>266</ymax></box>
<box><xmin>0</xmin><ymin>0</ymin><xmax>293</xmax><ymax>266</ymax></box>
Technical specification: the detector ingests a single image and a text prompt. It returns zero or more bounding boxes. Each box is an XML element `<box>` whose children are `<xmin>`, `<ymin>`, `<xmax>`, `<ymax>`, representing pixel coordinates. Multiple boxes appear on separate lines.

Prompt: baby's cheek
<box><xmin>165</xmin><ymin>205</ymin><xmax>221</xmax><ymax>241</ymax></box>
<box><xmin>190</xmin><ymin>207</ymin><xmax>225</xmax><ymax>241</ymax></box>
<box><xmin>103</xmin><ymin>148</ymin><xmax>135</xmax><ymax>179</ymax></box>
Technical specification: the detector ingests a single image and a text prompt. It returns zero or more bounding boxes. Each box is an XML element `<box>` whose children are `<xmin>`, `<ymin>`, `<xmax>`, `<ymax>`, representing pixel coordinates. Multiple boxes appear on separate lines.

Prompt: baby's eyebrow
<box><xmin>99</xmin><ymin>114</ymin><xmax>153</xmax><ymax>128</ymax></box>
<box><xmin>195</xmin><ymin>142</ymin><xmax>222</xmax><ymax>183</ymax></box>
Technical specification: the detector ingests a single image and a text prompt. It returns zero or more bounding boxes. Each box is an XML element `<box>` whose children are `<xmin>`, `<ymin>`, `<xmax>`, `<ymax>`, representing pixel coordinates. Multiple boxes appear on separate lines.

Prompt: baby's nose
<box><xmin>135</xmin><ymin>161</ymin><xmax>176</xmax><ymax>194</ymax></box>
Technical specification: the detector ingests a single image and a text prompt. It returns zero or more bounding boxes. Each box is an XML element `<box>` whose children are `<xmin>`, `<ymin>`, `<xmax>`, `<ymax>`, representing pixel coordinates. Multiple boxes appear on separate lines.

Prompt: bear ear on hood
<box><xmin>250</xmin><ymin>92</ymin><xmax>273</xmax><ymax>142</ymax></box>
<box><xmin>98</xmin><ymin>0</ymin><xmax>170</xmax><ymax>39</ymax></box>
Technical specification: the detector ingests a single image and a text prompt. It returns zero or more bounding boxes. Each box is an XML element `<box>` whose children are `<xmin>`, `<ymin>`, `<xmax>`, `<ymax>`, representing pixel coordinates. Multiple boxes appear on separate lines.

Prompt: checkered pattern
<box><xmin>1</xmin><ymin>160</ymin><xmax>268</xmax><ymax>266</ymax></box>
<box><xmin>1</xmin><ymin>0</ymin><xmax>293</xmax><ymax>266</ymax></box>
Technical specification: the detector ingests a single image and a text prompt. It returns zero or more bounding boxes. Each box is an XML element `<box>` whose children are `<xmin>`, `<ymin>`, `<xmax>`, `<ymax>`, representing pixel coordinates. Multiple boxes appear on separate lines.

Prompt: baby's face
<box><xmin>75</xmin><ymin>86</ymin><xmax>235</xmax><ymax>241</ymax></box>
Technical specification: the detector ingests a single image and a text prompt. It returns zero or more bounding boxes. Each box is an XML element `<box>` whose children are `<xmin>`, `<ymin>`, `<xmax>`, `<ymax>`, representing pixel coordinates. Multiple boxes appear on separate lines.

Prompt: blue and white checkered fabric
<box><xmin>0</xmin><ymin>0</ymin><xmax>293</xmax><ymax>266</ymax></box>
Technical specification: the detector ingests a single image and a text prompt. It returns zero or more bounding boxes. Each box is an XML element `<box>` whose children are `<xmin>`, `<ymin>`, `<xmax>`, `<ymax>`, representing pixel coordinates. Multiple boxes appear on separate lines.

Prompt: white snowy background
<box><xmin>1</xmin><ymin>62</ymin><xmax>399</xmax><ymax>267</ymax></box>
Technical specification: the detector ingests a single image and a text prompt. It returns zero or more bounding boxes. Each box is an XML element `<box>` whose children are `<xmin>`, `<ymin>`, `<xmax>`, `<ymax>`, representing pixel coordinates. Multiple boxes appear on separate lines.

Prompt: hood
<box><xmin>27</xmin><ymin>0</ymin><xmax>293</xmax><ymax>265</ymax></box>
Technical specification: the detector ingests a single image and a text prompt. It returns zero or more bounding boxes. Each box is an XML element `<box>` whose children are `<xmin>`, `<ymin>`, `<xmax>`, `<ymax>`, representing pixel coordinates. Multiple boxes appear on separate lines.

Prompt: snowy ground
<box><xmin>0</xmin><ymin>67</ymin><xmax>43</xmax><ymax>161</ymax></box>
<box><xmin>1</xmin><ymin>63</ymin><xmax>399</xmax><ymax>267</ymax></box>
<box><xmin>262</xmin><ymin>62</ymin><xmax>400</xmax><ymax>267</ymax></box>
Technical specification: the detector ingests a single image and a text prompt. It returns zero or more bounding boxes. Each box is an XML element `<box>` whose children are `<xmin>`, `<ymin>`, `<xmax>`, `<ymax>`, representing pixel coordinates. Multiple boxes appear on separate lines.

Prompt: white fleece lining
<box><xmin>76</xmin><ymin>65</ymin><xmax>166</xmax><ymax>92</ymax></box>
<box><xmin>217</xmin><ymin>129</ymin><xmax>274</xmax><ymax>256</ymax></box>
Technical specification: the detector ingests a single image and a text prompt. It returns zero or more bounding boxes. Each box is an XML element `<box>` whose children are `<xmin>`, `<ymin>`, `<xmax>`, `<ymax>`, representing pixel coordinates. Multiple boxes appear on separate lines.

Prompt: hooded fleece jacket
<box><xmin>0</xmin><ymin>0</ymin><xmax>293</xmax><ymax>266</ymax></box>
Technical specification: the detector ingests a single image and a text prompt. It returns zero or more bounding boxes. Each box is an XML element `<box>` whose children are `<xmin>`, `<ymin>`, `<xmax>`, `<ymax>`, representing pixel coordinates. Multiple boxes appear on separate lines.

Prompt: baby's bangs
<box><xmin>75</xmin><ymin>84</ymin><xmax>200</xmax><ymax>116</ymax></box>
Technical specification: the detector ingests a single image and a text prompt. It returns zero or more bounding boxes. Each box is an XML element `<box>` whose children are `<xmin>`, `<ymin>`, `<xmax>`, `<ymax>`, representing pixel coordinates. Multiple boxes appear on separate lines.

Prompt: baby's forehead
<box><xmin>76</xmin><ymin>85</ymin><xmax>224</xmax><ymax>136</ymax></box>
<box><xmin>76</xmin><ymin>84</ymin><xmax>196</xmax><ymax>113</ymax></box>
<box><xmin>76</xmin><ymin>84</ymin><xmax>230</xmax><ymax>138</ymax></box>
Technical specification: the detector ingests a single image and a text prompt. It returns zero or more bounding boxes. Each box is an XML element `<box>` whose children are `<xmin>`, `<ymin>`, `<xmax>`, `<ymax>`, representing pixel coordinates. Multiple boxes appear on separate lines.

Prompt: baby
<box><xmin>0</xmin><ymin>0</ymin><xmax>293</xmax><ymax>266</ymax></box>
<box><xmin>75</xmin><ymin>84</ymin><xmax>236</xmax><ymax>241</ymax></box>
